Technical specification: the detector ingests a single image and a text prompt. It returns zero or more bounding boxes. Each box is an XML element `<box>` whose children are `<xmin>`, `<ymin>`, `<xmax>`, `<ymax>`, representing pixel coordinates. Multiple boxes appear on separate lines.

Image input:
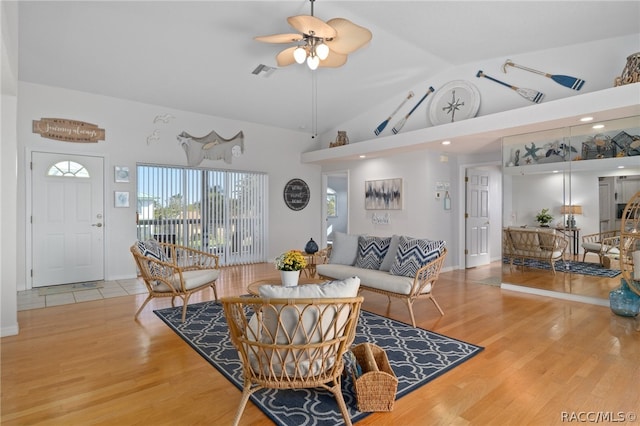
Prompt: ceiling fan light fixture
<box><xmin>255</xmin><ymin>0</ymin><xmax>371</xmax><ymax>70</ymax></box>
<box><xmin>307</xmin><ymin>54</ymin><xmax>320</xmax><ymax>70</ymax></box>
<box><xmin>293</xmin><ymin>46</ymin><xmax>307</xmax><ymax>64</ymax></box>
<box><xmin>316</xmin><ymin>42</ymin><xmax>329</xmax><ymax>60</ymax></box>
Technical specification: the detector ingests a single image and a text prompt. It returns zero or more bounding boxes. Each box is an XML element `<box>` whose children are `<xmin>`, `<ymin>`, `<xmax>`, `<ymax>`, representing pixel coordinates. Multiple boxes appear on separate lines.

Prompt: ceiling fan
<box><xmin>254</xmin><ymin>0</ymin><xmax>372</xmax><ymax>70</ymax></box>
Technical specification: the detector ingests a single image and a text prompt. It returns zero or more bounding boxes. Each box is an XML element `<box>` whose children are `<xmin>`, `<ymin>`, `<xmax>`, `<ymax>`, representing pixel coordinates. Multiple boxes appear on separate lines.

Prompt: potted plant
<box><xmin>535</xmin><ymin>208</ymin><xmax>554</xmax><ymax>227</ymax></box>
<box><xmin>275</xmin><ymin>250</ymin><xmax>307</xmax><ymax>286</ymax></box>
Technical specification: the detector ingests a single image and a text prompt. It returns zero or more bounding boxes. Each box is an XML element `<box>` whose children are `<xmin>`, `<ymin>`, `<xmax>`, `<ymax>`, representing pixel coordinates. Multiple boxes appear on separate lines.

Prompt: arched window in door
<box><xmin>47</xmin><ymin>161</ymin><xmax>90</xmax><ymax>178</ymax></box>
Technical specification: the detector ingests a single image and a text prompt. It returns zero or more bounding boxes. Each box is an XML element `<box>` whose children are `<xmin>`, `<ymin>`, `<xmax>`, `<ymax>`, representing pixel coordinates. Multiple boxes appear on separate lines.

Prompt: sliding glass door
<box><xmin>136</xmin><ymin>164</ymin><xmax>268</xmax><ymax>265</ymax></box>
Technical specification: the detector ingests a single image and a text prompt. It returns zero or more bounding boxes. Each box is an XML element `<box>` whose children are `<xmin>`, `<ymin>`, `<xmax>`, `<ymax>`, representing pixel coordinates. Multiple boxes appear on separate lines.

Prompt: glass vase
<box><xmin>609</xmin><ymin>278</ymin><xmax>640</xmax><ymax>317</ymax></box>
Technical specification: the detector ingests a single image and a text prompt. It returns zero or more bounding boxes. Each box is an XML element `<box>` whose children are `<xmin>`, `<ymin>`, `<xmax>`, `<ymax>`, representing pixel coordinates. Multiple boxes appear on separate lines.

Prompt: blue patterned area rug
<box><xmin>504</xmin><ymin>258</ymin><xmax>621</xmax><ymax>278</ymax></box>
<box><xmin>154</xmin><ymin>301</ymin><xmax>483</xmax><ymax>426</ymax></box>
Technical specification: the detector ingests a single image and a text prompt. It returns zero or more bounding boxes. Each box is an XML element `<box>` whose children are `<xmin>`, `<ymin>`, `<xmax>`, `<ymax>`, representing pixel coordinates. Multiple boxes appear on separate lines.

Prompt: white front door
<box><xmin>465</xmin><ymin>168</ymin><xmax>491</xmax><ymax>268</ymax></box>
<box><xmin>31</xmin><ymin>152</ymin><xmax>104</xmax><ymax>287</ymax></box>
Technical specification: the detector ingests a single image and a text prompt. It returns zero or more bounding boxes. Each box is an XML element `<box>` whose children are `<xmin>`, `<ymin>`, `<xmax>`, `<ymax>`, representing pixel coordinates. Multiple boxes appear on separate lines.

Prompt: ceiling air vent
<box><xmin>251</xmin><ymin>64</ymin><xmax>276</xmax><ymax>78</ymax></box>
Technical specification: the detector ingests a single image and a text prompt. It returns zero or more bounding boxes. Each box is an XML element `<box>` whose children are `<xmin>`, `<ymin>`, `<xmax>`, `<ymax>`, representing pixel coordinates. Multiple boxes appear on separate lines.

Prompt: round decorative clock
<box><xmin>283</xmin><ymin>178</ymin><xmax>310</xmax><ymax>211</ymax></box>
<box><xmin>428</xmin><ymin>80</ymin><xmax>481</xmax><ymax>126</ymax></box>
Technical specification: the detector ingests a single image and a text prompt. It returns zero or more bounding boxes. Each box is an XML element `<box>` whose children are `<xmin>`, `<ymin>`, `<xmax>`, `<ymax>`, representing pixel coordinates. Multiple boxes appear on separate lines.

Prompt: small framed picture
<box><xmin>114</xmin><ymin>191</ymin><xmax>129</xmax><ymax>208</ymax></box>
<box><xmin>115</xmin><ymin>166</ymin><xmax>130</xmax><ymax>183</ymax></box>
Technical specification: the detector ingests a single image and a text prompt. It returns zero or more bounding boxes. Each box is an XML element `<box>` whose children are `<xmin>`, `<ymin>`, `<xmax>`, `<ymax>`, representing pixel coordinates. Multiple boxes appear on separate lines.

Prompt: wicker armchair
<box><xmin>221</xmin><ymin>296</ymin><xmax>363</xmax><ymax>426</ymax></box>
<box><xmin>581</xmin><ymin>230</ymin><xmax>621</xmax><ymax>267</ymax></box>
<box><xmin>130</xmin><ymin>240</ymin><xmax>220</xmax><ymax>322</ymax></box>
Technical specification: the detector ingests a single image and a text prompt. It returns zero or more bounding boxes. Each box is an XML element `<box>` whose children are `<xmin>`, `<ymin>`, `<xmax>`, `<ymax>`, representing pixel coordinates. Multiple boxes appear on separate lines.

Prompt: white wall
<box><xmin>1</xmin><ymin>0</ymin><xmax>19</xmax><ymax>336</ymax></box>
<box><xmin>16</xmin><ymin>82</ymin><xmax>322</xmax><ymax>289</ymax></box>
<box><xmin>322</xmin><ymin>149</ymin><xmax>459</xmax><ymax>268</ymax></box>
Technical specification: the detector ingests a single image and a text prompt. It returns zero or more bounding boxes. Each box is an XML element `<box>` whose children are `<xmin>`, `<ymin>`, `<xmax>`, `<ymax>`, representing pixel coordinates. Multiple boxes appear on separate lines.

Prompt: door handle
<box><xmin>92</xmin><ymin>223</ymin><xmax>103</xmax><ymax>228</ymax></box>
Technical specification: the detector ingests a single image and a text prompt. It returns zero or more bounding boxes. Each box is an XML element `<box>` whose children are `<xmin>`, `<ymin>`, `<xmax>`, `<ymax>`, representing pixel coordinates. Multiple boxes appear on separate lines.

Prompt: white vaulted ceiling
<box><xmin>17</xmin><ymin>1</ymin><xmax>640</xmax><ymax>140</ymax></box>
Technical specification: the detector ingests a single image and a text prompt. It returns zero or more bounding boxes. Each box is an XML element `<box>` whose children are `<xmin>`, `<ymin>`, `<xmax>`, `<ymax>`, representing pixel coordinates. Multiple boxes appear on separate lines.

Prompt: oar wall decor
<box><xmin>503</xmin><ymin>59</ymin><xmax>585</xmax><ymax>91</ymax></box>
<box><xmin>374</xmin><ymin>91</ymin><xmax>414</xmax><ymax>135</ymax></box>
<box><xmin>391</xmin><ymin>87</ymin><xmax>435</xmax><ymax>134</ymax></box>
<box><xmin>476</xmin><ymin>70</ymin><xmax>544</xmax><ymax>104</ymax></box>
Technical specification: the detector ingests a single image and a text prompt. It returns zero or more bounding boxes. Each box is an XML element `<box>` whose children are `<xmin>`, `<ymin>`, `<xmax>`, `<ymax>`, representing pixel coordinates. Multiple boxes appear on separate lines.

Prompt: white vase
<box><xmin>280</xmin><ymin>270</ymin><xmax>300</xmax><ymax>287</ymax></box>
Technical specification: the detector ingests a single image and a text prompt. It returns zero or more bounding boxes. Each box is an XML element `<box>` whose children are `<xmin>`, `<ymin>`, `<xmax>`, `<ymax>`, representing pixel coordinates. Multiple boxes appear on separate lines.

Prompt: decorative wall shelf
<box><xmin>301</xmin><ymin>84</ymin><xmax>640</xmax><ymax>165</ymax></box>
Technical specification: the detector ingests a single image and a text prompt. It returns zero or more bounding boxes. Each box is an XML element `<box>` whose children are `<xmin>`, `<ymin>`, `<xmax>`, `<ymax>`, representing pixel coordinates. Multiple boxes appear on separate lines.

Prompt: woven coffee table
<box><xmin>246</xmin><ymin>277</ymin><xmax>328</xmax><ymax>296</ymax></box>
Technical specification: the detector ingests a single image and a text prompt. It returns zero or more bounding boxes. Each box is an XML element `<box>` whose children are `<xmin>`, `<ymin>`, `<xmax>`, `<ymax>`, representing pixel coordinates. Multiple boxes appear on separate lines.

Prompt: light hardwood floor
<box><xmin>502</xmin><ymin>253</ymin><xmax>623</xmax><ymax>300</ymax></box>
<box><xmin>2</xmin><ymin>262</ymin><xmax>639</xmax><ymax>425</ymax></box>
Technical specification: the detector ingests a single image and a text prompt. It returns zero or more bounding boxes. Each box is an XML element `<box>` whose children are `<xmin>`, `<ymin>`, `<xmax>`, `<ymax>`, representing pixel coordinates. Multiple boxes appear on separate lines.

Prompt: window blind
<box><xmin>136</xmin><ymin>164</ymin><xmax>268</xmax><ymax>265</ymax></box>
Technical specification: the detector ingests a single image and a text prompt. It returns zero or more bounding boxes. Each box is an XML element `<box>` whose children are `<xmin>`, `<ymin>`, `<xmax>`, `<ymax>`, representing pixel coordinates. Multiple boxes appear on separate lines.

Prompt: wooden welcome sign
<box><xmin>32</xmin><ymin>118</ymin><xmax>106</xmax><ymax>143</ymax></box>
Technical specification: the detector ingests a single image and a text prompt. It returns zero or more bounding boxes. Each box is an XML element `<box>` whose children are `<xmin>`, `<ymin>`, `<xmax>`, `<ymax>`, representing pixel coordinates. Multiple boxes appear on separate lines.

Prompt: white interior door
<box><xmin>598</xmin><ymin>179</ymin><xmax>614</xmax><ymax>233</ymax></box>
<box><xmin>31</xmin><ymin>152</ymin><xmax>104</xmax><ymax>287</ymax></box>
<box><xmin>465</xmin><ymin>168</ymin><xmax>491</xmax><ymax>268</ymax></box>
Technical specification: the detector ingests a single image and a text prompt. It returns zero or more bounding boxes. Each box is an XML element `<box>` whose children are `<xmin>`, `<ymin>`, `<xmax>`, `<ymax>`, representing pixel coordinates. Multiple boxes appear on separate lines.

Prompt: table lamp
<box><xmin>560</xmin><ymin>205</ymin><xmax>582</xmax><ymax>228</ymax></box>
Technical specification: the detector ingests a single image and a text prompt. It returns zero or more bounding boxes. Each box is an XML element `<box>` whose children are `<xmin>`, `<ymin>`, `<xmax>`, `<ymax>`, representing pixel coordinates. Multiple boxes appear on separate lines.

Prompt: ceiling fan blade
<box><xmin>287</xmin><ymin>15</ymin><xmax>336</xmax><ymax>39</ymax></box>
<box><xmin>319</xmin><ymin>50</ymin><xmax>348</xmax><ymax>68</ymax></box>
<box><xmin>275</xmin><ymin>47</ymin><xmax>298</xmax><ymax>67</ymax></box>
<box><xmin>255</xmin><ymin>33</ymin><xmax>304</xmax><ymax>44</ymax></box>
<box><xmin>325</xmin><ymin>18</ymin><xmax>372</xmax><ymax>54</ymax></box>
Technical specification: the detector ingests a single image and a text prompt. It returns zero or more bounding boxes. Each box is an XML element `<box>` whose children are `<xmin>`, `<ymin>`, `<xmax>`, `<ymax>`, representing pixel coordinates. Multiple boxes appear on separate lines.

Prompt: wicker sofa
<box><xmin>316</xmin><ymin>232</ymin><xmax>447</xmax><ymax>327</ymax></box>
<box><xmin>503</xmin><ymin>227</ymin><xmax>568</xmax><ymax>274</ymax></box>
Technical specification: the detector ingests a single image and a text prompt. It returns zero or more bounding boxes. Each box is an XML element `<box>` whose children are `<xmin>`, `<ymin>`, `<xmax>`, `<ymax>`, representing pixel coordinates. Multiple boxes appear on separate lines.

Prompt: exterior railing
<box><xmin>136</xmin><ymin>218</ymin><xmax>264</xmax><ymax>265</ymax></box>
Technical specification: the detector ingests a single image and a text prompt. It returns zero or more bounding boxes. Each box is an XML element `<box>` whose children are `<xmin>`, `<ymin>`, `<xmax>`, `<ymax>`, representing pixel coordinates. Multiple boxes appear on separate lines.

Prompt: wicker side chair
<box><xmin>581</xmin><ymin>230</ymin><xmax>621</xmax><ymax>267</ymax></box>
<box><xmin>130</xmin><ymin>240</ymin><xmax>220</xmax><ymax>322</ymax></box>
<box><xmin>221</xmin><ymin>296</ymin><xmax>364</xmax><ymax>426</ymax></box>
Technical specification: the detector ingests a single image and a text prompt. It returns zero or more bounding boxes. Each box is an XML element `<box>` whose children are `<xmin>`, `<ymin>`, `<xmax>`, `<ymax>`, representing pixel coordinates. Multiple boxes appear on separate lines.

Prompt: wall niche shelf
<box><xmin>301</xmin><ymin>84</ymin><xmax>640</xmax><ymax>165</ymax></box>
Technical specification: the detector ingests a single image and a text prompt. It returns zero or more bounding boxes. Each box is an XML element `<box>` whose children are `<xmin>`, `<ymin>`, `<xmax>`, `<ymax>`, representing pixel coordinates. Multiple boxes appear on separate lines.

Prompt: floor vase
<box><xmin>609</xmin><ymin>279</ymin><xmax>640</xmax><ymax>317</ymax></box>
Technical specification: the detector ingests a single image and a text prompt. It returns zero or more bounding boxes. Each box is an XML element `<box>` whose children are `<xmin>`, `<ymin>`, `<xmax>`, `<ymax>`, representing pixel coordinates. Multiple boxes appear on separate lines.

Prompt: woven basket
<box><xmin>614</xmin><ymin>52</ymin><xmax>640</xmax><ymax>87</ymax></box>
<box><xmin>350</xmin><ymin>343</ymin><xmax>398</xmax><ymax>412</ymax></box>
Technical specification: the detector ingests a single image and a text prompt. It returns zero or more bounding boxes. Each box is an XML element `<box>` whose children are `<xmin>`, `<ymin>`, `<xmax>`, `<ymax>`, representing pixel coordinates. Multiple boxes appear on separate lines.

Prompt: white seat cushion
<box><xmin>582</xmin><ymin>242</ymin><xmax>620</xmax><ymax>254</ymax></box>
<box><xmin>317</xmin><ymin>264</ymin><xmax>427</xmax><ymax>295</ymax></box>
<box><xmin>155</xmin><ymin>269</ymin><xmax>219</xmax><ymax>292</ymax></box>
<box><xmin>258</xmin><ymin>276</ymin><xmax>360</xmax><ymax>299</ymax></box>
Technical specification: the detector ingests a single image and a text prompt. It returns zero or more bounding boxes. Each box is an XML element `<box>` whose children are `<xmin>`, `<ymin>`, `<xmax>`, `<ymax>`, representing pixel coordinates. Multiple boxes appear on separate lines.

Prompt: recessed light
<box><xmin>592</xmin><ymin>124</ymin><xmax>605</xmax><ymax>129</ymax></box>
<box><xmin>618</xmin><ymin>166</ymin><xmax>625</xmax><ymax>169</ymax></box>
<box><xmin>441</xmin><ymin>140</ymin><xmax>451</xmax><ymax>145</ymax></box>
<box><xmin>580</xmin><ymin>116</ymin><xmax>593</xmax><ymax>122</ymax></box>
<box><xmin>552</xmin><ymin>170</ymin><xmax>559</xmax><ymax>173</ymax></box>
<box><xmin>359</xmin><ymin>155</ymin><xmax>366</xmax><ymax>159</ymax></box>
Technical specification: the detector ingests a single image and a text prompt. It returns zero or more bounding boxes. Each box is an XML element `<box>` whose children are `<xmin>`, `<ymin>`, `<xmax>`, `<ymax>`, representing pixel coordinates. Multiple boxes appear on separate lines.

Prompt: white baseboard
<box><xmin>500</xmin><ymin>283</ymin><xmax>609</xmax><ymax>307</ymax></box>
<box><xmin>1</xmin><ymin>323</ymin><xmax>20</xmax><ymax>337</ymax></box>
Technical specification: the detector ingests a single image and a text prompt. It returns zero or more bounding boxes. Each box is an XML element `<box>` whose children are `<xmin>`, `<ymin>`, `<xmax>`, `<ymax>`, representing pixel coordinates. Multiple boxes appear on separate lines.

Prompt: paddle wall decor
<box><xmin>32</xmin><ymin>118</ymin><xmax>106</xmax><ymax>142</ymax></box>
<box><xmin>177</xmin><ymin>129</ymin><xmax>244</xmax><ymax>166</ymax></box>
<box><xmin>503</xmin><ymin>59</ymin><xmax>585</xmax><ymax>91</ymax></box>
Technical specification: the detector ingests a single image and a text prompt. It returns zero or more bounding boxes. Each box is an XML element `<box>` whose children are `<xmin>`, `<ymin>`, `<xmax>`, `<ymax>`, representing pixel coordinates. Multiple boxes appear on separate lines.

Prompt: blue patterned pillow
<box><xmin>389</xmin><ymin>236</ymin><xmax>445</xmax><ymax>277</ymax></box>
<box><xmin>136</xmin><ymin>239</ymin><xmax>169</xmax><ymax>278</ymax></box>
<box><xmin>137</xmin><ymin>239</ymin><xmax>168</xmax><ymax>262</ymax></box>
<box><xmin>355</xmin><ymin>236</ymin><xmax>391</xmax><ymax>270</ymax></box>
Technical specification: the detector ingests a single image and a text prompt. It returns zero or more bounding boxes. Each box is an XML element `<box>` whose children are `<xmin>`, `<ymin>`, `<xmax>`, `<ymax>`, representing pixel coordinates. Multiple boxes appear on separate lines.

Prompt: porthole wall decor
<box><xmin>283</xmin><ymin>178</ymin><xmax>310</xmax><ymax>211</ymax></box>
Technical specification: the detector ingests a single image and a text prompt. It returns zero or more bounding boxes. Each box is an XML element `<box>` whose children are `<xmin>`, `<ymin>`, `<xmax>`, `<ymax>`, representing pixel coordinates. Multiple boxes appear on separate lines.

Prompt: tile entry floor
<box><xmin>17</xmin><ymin>279</ymin><xmax>147</xmax><ymax>311</ymax></box>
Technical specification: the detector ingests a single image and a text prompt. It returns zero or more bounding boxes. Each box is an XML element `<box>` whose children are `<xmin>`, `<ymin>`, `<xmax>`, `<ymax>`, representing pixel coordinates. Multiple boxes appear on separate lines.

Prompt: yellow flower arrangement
<box><xmin>275</xmin><ymin>250</ymin><xmax>307</xmax><ymax>271</ymax></box>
